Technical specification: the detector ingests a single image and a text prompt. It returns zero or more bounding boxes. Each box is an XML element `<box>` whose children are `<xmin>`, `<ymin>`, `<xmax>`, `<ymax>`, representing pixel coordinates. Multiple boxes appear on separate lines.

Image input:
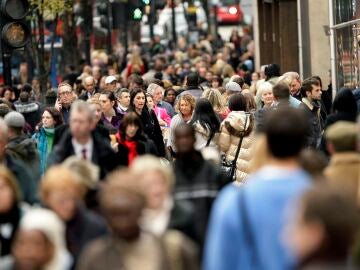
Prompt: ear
<box><xmin>307</xmin><ymin>221</ymin><xmax>325</xmax><ymax>252</ymax></box>
<box><xmin>327</xmin><ymin>142</ymin><xmax>336</xmax><ymax>155</ymax></box>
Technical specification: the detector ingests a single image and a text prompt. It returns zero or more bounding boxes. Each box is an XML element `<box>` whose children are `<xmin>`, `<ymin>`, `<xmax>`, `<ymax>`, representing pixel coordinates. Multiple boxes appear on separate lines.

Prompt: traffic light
<box><xmin>129</xmin><ymin>0</ymin><xmax>145</xmax><ymax>21</ymax></box>
<box><xmin>96</xmin><ymin>2</ymin><xmax>109</xmax><ymax>29</ymax></box>
<box><xmin>0</xmin><ymin>0</ymin><xmax>31</xmax><ymax>53</ymax></box>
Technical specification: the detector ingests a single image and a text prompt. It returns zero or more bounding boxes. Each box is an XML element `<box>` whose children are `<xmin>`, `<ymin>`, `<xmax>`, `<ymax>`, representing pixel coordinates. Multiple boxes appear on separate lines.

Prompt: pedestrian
<box><xmin>218</xmin><ymin>93</ymin><xmax>255</xmax><ymax>182</ymax></box>
<box><xmin>78</xmin><ymin>76</ymin><xmax>99</xmax><ymax>101</ymax></box>
<box><xmin>55</xmin><ymin>82</ymin><xmax>75</xmax><ymax>124</ymax></box>
<box><xmin>285</xmin><ymin>186</ymin><xmax>360</xmax><ymax>270</ymax></box>
<box><xmin>255</xmin><ymin>82</ymin><xmax>274</xmax><ymax>131</ymax></box>
<box><xmin>32</xmin><ymin>107</ymin><xmax>64</xmax><ymax>175</ymax></box>
<box><xmin>282</xmin><ymin>72</ymin><xmax>302</xmax><ymax>101</ymax></box>
<box><xmin>202</xmin><ymin>88</ymin><xmax>228</xmax><ymax>120</ymax></box>
<box><xmin>99</xmin><ymin>91</ymin><xmax>122</xmax><ymax>134</ymax></box>
<box><xmin>204</xmin><ymin>107</ymin><xmax>312</xmax><ymax>270</ymax></box>
<box><xmin>146</xmin><ymin>94</ymin><xmax>171</xmax><ymax>127</ymax></box>
<box><xmin>147</xmin><ymin>83</ymin><xmax>176</xmax><ymax>117</ymax></box>
<box><xmin>129</xmin><ymin>88</ymin><xmax>165</xmax><ymax>156</ymax></box>
<box><xmin>164</xmin><ymin>88</ymin><xmax>177</xmax><ymax>107</ymax></box>
<box><xmin>115</xmin><ymin>88</ymin><xmax>130</xmax><ymax>115</ymax></box>
<box><xmin>13</xmin><ymin>91</ymin><xmax>42</xmax><ymax>132</ymax></box>
<box><xmin>177</xmin><ymin>72</ymin><xmax>203</xmax><ymax>100</ymax></box>
<box><xmin>167</xmin><ymin>94</ymin><xmax>196</xmax><ymax>155</ymax></box>
<box><xmin>41</xmin><ymin>166</ymin><xmax>108</xmax><ymax>268</ymax></box>
<box><xmin>76</xmin><ymin>169</ymin><xmax>170</xmax><ymax>270</ymax></box>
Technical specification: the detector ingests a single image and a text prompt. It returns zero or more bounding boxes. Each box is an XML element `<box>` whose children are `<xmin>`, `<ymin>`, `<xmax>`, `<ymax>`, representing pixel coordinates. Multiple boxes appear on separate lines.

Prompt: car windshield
<box><xmin>221</xmin><ymin>0</ymin><xmax>239</xmax><ymax>6</ymax></box>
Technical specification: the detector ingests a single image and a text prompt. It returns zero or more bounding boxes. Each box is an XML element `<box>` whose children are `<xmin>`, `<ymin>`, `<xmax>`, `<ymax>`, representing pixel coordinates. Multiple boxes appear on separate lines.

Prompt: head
<box><xmin>146</xmin><ymin>94</ymin><xmax>154</xmax><ymax>110</ymax></box>
<box><xmin>131</xmin><ymin>155</ymin><xmax>174</xmax><ymax>210</ymax></box>
<box><xmin>259</xmin><ymin>82</ymin><xmax>274</xmax><ymax>107</ymax></box>
<box><xmin>100</xmin><ymin>169</ymin><xmax>145</xmax><ymax>241</ymax></box>
<box><xmin>83</xmin><ymin>76</ymin><xmax>96</xmax><ymax>93</ymax></box>
<box><xmin>119</xmin><ymin>112</ymin><xmax>143</xmax><ymax>141</ymax></box>
<box><xmin>228</xmin><ymin>93</ymin><xmax>247</xmax><ymax>111</ymax></box>
<box><xmin>264</xmin><ymin>64</ymin><xmax>280</xmax><ymax>80</ymax></box>
<box><xmin>13</xmin><ymin>208</ymin><xmax>67</xmax><ymax>270</ymax></box>
<box><xmin>99</xmin><ymin>91</ymin><xmax>117</xmax><ymax>114</ymax></box>
<box><xmin>301</xmin><ymin>78</ymin><xmax>322</xmax><ymax>101</ymax></box>
<box><xmin>225</xmin><ymin>81</ymin><xmax>242</xmax><ymax>95</ymax></box>
<box><xmin>186</xmin><ymin>72</ymin><xmax>200</xmax><ymax>88</ymax></box>
<box><xmin>130</xmin><ymin>88</ymin><xmax>147</xmax><ymax>113</ymax></box>
<box><xmin>164</xmin><ymin>88</ymin><xmax>177</xmax><ymax>104</ymax></box>
<box><xmin>4</xmin><ymin>111</ymin><xmax>25</xmax><ymax>138</ymax></box>
<box><xmin>202</xmin><ymin>88</ymin><xmax>225</xmax><ymax>110</ymax></box>
<box><xmin>325</xmin><ymin>121</ymin><xmax>358</xmax><ymax>155</ymax></box>
<box><xmin>58</xmin><ymin>82</ymin><xmax>74</xmax><ymax>106</ymax></box>
<box><xmin>332</xmin><ymin>88</ymin><xmax>357</xmax><ymax>115</ymax></box>
<box><xmin>190</xmin><ymin>98</ymin><xmax>220</xmax><ymax>134</ymax></box>
<box><xmin>211</xmin><ymin>75</ymin><xmax>223</xmax><ymax>89</ymax></box>
<box><xmin>283</xmin><ymin>72</ymin><xmax>301</xmax><ymax>96</ymax></box>
<box><xmin>273</xmin><ymin>81</ymin><xmax>291</xmax><ymax>102</ymax></box>
<box><xmin>174</xmin><ymin>124</ymin><xmax>196</xmax><ymax>154</ymax></box>
<box><xmin>128</xmin><ymin>74</ymin><xmax>144</xmax><ymax>90</ymax></box>
<box><xmin>230</xmin><ymin>75</ymin><xmax>245</xmax><ymax>89</ymax></box>
<box><xmin>69</xmin><ymin>100</ymin><xmax>94</xmax><ymax>142</ymax></box>
<box><xmin>285</xmin><ymin>186</ymin><xmax>360</xmax><ymax>264</ymax></box>
<box><xmin>41</xmin><ymin>166</ymin><xmax>85</xmax><ymax>221</ymax></box>
<box><xmin>116</xmin><ymin>88</ymin><xmax>130</xmax><ymax>108</ymax></box>
<box><xmin>147</xmin><ymin>83</ymin><xmax>164</xmax><ymax>105</ymax></box>
<box><xmin>251</xmin><ymin>72</ymin><xmax>260</xmax><ymax>82</ymax></box>
<box><xmin>0</xmin><ymin>165</ymin><xmax>21</xmax><ymax>213</ymax></box>
<box><xmin>2</xmin><ymin>86</ymin><xmax>13</xmax><ymax>101</ymax></box>
<box><xmin>87</xmin><ymin>98</ymin><xmax>102</xmax><ymax>125</ymax></box>
<box><xmin>264</xmin><ymin>107</ymin><xmax>308</xmax><ymax>159</ymax></box>
<box><xmin>175</xmin><ymin>94</ymin><xmax>196</xmax><ymax>117</ymax></box>
<box><xmin>41</xmin><ymin>107</ymin><xmax>63</xmax><ymax>129</ymax></box>
<box><xmin>105</xmin><ymin>76</ymin><xmax>118</xmax><ymax>92</ymax></box>
<box><xmin>242</xmin><ymin>92</ymin><xmax>257</xmax><ymax>112</ymax></box>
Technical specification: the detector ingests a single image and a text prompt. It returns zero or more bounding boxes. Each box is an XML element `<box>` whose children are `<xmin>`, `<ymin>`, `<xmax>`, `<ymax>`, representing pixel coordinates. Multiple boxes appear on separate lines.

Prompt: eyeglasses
<box><xmin>59</xmin><ymin>91</ymin><xmax>72</xmax><ymax>96</ymax></box>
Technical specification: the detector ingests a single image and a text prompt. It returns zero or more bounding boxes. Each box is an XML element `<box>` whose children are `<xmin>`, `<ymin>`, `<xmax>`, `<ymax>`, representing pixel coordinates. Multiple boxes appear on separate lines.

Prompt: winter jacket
<box><xmin>6</xmin><ymin>135</ymin><xmax>40</xmax><ymax>181</ymax></box>
<box><xmin>218</xmin><ymin>111</ymin><xmax>255</xmax><ymax>182</ymax></box>
<box><xmin>13</xmin><ymin>100</ymin><xmax>42</xmax><ymax>131</ymax></box>
<box><xmin>192</xmin><ymin>121</ymin><xmax>219</xmax><ymax>151</ymax></box>
<box><xmin>301</xmin><ymin>98</ymin><xmax>324</xmax><ymax>149</ymax></box>
<box><xmin>48</xmin><ymin>130</ymin><xmax>120</xmax><ymax>179</ymax></box>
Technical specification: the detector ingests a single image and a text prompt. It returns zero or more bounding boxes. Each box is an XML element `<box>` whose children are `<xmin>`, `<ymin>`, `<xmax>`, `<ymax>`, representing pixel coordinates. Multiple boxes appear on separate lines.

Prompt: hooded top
<box><xmin>218</xmin><ymin>111</ymin><xmax>255</xmax><ymax>182</ymax></box>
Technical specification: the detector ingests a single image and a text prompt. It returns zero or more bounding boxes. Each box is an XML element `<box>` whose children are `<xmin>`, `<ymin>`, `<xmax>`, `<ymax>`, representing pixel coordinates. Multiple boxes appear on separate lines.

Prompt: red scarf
<box><xmin>116</xmin><ymin>132</ymin><xmax>138</xmax><ymax>165</ymax></box>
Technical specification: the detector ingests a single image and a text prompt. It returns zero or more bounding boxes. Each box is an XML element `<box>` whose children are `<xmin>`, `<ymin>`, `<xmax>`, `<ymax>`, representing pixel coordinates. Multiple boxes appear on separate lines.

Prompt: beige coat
<box><xmin>218</xmin><ymin>111</ymin><xmax>255</xmax><ymax>182</ymax></box>
<box><xmin>324</xmin><ymin>152</ymin><xmax>360</xmax><ymax>202</ymax></box>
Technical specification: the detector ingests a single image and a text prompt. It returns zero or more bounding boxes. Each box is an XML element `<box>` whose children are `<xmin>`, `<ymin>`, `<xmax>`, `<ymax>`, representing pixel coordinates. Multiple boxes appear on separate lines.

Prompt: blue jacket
<box><xmin>203</xmin><ymin>166</ymin><xmax>311</xmax><ymax>270</ymax></box>
<box><xmin>32</xmin><ymin>128</ymin><xmax>50</xmax><ymax>175</ymax></box>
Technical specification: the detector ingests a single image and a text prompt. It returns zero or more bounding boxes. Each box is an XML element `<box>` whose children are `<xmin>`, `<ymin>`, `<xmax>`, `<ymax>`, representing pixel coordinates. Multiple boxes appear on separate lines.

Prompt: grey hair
<box><xmin>0</xmin><ymin>118</ymin><xmax>8</xmax><ymax>143</ymax></box>
<box><xmin>82</xmin><ymin>75</ymin><xmax>95</xmax><ymax>86</ymax></box>
<box><xmin>282</xmin><ymin>71</ymin><xmax>300</xmax><ymax>82</ymax></box>
<box><xmin>147</xmin><ymin>83</ymin><xmax>164</xmax><ymax>96</ymax></box>
<box><xmin>70</xmin><ymin>100</ymin><xmax>94</xmax><ymax>120</ymax></box>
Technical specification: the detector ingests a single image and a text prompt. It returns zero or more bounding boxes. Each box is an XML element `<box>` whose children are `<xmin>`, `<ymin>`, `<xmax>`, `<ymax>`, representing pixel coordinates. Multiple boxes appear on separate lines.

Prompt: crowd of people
<box><xmin>0</xmin><ymin>27</ymin><xmax>360</xmax><ymax>270</ymax></box>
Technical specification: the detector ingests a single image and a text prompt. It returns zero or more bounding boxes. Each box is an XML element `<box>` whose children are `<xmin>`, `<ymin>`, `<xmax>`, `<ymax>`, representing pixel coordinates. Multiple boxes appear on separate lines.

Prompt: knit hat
<box><xmin>4</xmin><ymin>111</ymin><xmax>25</xmax><ymax>128</ymax></box>
<box><xmin>225</xmin><ymin>81</ymin><xmax>241</xmax><ymax>92</ymax></box>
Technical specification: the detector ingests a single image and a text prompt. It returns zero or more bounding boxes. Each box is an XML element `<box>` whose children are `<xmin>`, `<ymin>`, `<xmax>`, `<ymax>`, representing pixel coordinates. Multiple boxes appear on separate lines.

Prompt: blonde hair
<box><xmin>0</xmin><ymin>165</ymin><xmax>21</xmax><ymax>202</ymax></box>
<box><xmin>130</xmin><ymin>155</ymin><xmax>175</xmax><ymax>188</ymax></box>
<box><xmin>175</xmin><ymin>94</ymin><xmax>196</xmax><ymax>115</ymax></box>
<box><xmin>202</xmin><ymin>88</ymin><xmax>226</xmax><ymax>111</ymax></box>
<box><xmin>41</xmin><ymin>166</ymin><xmax>86</xmax><ymax>202</ymax></box>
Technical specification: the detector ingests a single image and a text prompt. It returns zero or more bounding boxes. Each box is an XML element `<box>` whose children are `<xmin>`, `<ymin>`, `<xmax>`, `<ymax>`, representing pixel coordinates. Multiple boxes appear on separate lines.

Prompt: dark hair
<box><xmin>311</xmin><ymin>75</ymin><xmax>323</xmax><ymax>89</ymax></box>
<box><xmin>21</xmin><ymin>83</ymin><xmax>32</xmax><ymax>94</ymax></box>
<box><xmin>150</xmin><ymin>79</ymin><xmax>164</xmax><ymax>88</ymax></box>
<box><xmin>228</xmin><ymin>93</ymin><xmax>247</xmax><ymax>111</ymax></box>
<box><xmin>190</xmin><ymin>98</ymin><xmax>220</xmax><ymax>137</ymax></box>
<box><xmin>129</xmin><ymin>88</ymin><xmax>147</xmax><ymax>112</ymax></box>
<box><xmin>300</xmin><ymin>186</ymin><xmax>360</xmax><ymax>263</ymax></box>
<box><xmin>43</xmin><ymin>107</ymin><xmax>64</xmax><ymax>127</ymax></box>
<box><xmin>231</xmin><ymin>76</ymin><xmax>245</xmax><ymax>88</ymax></box>
<box><xmin>1</xmin><ymin>86</ymin><xmax>13</xmax><ymax>97</ymax></box>
<box><xmin>128</xmin><ymin>74</ymin><xmax>144</xmax><ymax>88</ymax></box>
<box><xmin>332</xmin><ymin>88</ymin><xmax>357</xmax><ymax>115</ymax></box>
<box><xmin>211</xmin><ymin>75</ymin><xmax>223</xmax><ymax>86</ymax></box>
<box><xmin>115</xmin><ymin>88</ymin><xmax>130</xmax><ymax>99</ymax></box>
<box><xmin>19</xmin><ymin>92</ymin><xmax>30</xmax><ymax>103</ymax></box>
<box><xmin>164</xmin><ymin>88</ymin><xmax>177</xmax><ymax>98</ymax></box>
<box><xmin>100</xmin><ymin>90</ymin><xmax>117</xmax><ymax>109</ymax></box>
<box><xmin>301</xmin><ymin>78</ymin><xmax>320</xmax><ymax>98</ymax></box>
<box><xmin>273</xmin><ymin>82</ymin><xmax>290</xmax><ymax>100</ymax></box>
<box><xmin>174</xmin><ymin>123</ymin><xmax>196</xmax><ymax>139</ymax></box>
<box><xmin>118</xmin><ymin>112</ymin><xmax>143</xmax><ymax>141</ymax></box>
<box><xmin>186</xmin><ymin>72</ymin><xmax>199</xmax><ymax>88</ymax></box>
<box><xmin>264</xmin><ymin>107</ymin><xmax>308</xmax><ymax>158</ymax></box>
<box><xmin>264</xmin><ymin>64</ymin><xmax>280</xmax><ymax>80</ymax></box>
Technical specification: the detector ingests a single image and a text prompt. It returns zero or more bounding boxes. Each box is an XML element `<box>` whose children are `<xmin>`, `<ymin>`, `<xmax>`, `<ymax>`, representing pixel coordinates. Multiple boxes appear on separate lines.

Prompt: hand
<box><xmin>55</xmin><ymin>99</ymin><xmax>62</xmax><ymax>111</ymax></box>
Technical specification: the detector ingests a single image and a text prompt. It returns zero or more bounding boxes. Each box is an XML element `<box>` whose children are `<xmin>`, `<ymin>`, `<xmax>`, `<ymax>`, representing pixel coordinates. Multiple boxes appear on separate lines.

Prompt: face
<box><xmin>251</xmin><ymin>73</ymin><xmax>259</xmax><ymax>82</ymax></box>
<box><xmin>4</xmin><ymin>90</ymin><xmax>12</xmax><ymax>101</ymax></box>
<box><xmin>0</xmin><ymin>177</ymin><xmax>14</xmax><ymax>213</ymax></box>
<box><xmin>58</xmin><ymin>85</ymin><xmax>73</xmax><ymax>105</ymax></box>
<box><xmin>205</xmin><ymin>72</ymin><xmax>213</xmax><ymax>82</ymax></box>
<box><xmin>69</xmin><ymin>110</ymin><xmax>93</xmax><ymax>141</ymax></box>
<box><xmin>89</xmin><ymin>103</ymin><xmax>102</xmax><ymax>124</ymax></box>
<box><xmin>179</xmin><ymin>100</ymin><xmax>192</xmax><ymax>116</ymax></box>
<box><xmin>141</xmin><ymin>171</ymin><xmax>169</xmax><ymax>210</ymax></box>
<box><xmin>46</xmin><ymin>189</ymin><xmax>78</xmax><ymax>221</ymax></box>
<box><xmin>165</xmin><ymin>90</ymin><xmax>176</xmax><ymax>103</ymax></box>
<box><xmin>174</xmin><ymin>128</ymin><xmax>195</xmax><ymax>154</ymax></box>
<box><xmin>99</xmin><ymin>94</ymin><xmax>114</xmax><ymax>113</ymax></box>
<box><xmin>146</xmin><ymin>96</ymin><xmax>154</xmax><ymax>110</ymax></box>
<box><xmin>310</xmin><ymin>84</ymin><xmax>322</xmax><ymax>101</ymax></box>
<box><xmin>42</xmin><ymin>110</ymin><xmax>55</xmax><ymax>129</ymax></box>
<box><xmin>290</xmin><ymin>79</ymin><xmax>301</xmax><ymax>95</ymax></box>
<box><xmin>84</xmin><ymin>78</ymin><xmax>95</xmax><ymax>93</ymax></box>
<box><xmin>133</xmin><ymin>92</ymin><xmax>146</xmax><ymax>111</ymax></box>
<box><xmin>261</xmin><ymin>89</ymin><xmax>274</xmax><ymax>106</ymax></box>
<box><xmin>118</xmin><ymin>92</ymin><xmax>130</xmax><ymax>108</ymax></box>
<box><xmin>13</xmin><ymin>230</ymin><xmax>53</xmax><ymax>270</ymax></box>
<box><xmin>284</xmin><ymin>205</ymin><xmax>323</xmax><ymax>262</ymax></box>
<box><xmin>211</xmin><ymin>80</ymin><xmax>220</xmax><ymax>88</ymax></box>
<box><xmin>103</xmin><ymin>193</ymin><xmax>142</xmax><ymax>240</ymax></box>
<box><xmin>153</xmin><ymin>87</ymin><xmax>163</xmax><ymax>104</ymax></box>
<box><xmin>106</xmin><ymin>81</ymin><xmax>117</xmax><ymax>92</ymax></box>
<box><xmin>125</xmin><ymin>124</ymin><xmax>139</xmax><ymax>139</ymax></box>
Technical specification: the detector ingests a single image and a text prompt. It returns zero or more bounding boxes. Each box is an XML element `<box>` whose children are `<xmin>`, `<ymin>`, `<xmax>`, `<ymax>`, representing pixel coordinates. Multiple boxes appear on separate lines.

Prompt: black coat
<box><xmin>137</xmin><ymin>109</ymin><xmax>165</xmax><ymax>157</ymax></box>
<box><xmin>48</xmin><ymin>130</ymin><xmax>120</xmax><ymax>179</ymax></box>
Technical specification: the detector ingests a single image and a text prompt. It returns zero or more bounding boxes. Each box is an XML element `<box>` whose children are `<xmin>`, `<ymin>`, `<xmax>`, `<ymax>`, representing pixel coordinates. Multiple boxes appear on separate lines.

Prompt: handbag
<box><xmin>221</xmin><ymin>114</ymin><xmax>249</xmax><ymax>181</ymax></box>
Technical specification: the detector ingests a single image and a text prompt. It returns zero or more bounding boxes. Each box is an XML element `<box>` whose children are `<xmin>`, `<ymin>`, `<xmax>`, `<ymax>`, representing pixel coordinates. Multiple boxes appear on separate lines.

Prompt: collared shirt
<box><xmin>117</xmin><ymin>104</ymin><xmax>128</xmax><ymax>114</ymax></box>
<box><xmin>72</xmin><ymin>138</ymin><xmax>93</xmax><ymax>161</ymax></box>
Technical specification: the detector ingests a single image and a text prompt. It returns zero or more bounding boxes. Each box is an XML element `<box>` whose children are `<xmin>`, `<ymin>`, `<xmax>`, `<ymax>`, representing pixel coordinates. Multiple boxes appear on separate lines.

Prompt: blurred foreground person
<box><xmin>204</xmin><ymin>107</ymin><xmax>312</xmax><ymax>270</ymax></box>
<box><xmin>41</xmin><ymin>166</ymin><xmax>107</xmax><ymax>268</ymax></box>
<box><xmin>324</xmin><ymin>121</ymin><xmax>360</xmax><ymax>202</ymax></box>
<box><xmin>0</xmin><ymin>208</ymin><xmax>72</xmax><ymax>270</ymax></box>
<box><xmin>285</xmin><ymin>186</ymin><xmax>360</xmax><ymax>270</ymax></box>
<box><xmin>77</xmin><ymin>169</ymin><xmax>169</xmax><ymax>270</ymax></box>
<box><xmin>131</xmin><ymin>155</ymin><xmax>200</xmax><ymax>270</ymax></box>
<box><xmin>173</xmin><ymin>124</ymin><xmax>225</xmax><ymax>248</ymax></box>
